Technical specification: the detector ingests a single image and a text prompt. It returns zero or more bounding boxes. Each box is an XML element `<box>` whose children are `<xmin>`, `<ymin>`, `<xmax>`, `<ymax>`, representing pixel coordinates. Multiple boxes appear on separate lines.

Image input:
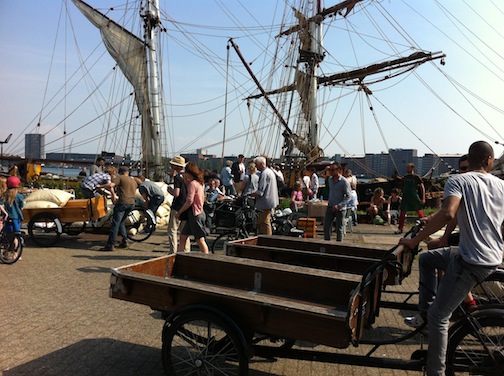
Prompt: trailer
<box><xmin>109</xmin><ymin>250</ymin><xmax>504</xmax><ymax>375</ymax></box>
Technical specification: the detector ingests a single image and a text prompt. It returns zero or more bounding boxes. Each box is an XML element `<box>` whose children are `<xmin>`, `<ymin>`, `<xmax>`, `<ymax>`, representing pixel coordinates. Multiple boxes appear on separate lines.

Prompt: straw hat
<box><xmin>169</xmin><ymin>156</ymin><xmax>186</xmax><ymax>167</ymax></box>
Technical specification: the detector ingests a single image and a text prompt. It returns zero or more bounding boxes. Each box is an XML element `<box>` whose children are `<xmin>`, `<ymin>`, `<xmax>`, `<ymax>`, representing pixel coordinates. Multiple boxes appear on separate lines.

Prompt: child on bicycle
<box><xmin>0</xmin><ymin>176</ymin><xmax>24</xmax><ymax>260</ymax></box>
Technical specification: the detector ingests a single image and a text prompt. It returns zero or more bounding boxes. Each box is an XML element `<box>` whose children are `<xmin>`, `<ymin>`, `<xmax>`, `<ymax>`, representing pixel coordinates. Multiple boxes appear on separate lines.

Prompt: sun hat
<box><xmin>7</xmin><ymin>176</ymin><xmax>21</xmax><ymax>188</ymax></box>
<box><xmin>169</xmin><ymin>156</ymin><xmax>186</xmax><ymax>167</ymax></box>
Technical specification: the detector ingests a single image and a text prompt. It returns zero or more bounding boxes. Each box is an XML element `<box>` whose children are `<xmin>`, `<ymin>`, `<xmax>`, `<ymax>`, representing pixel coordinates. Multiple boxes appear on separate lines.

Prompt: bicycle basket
<box><xmin>215</xmin><ymin>203</ymin><xmax>239</xmax><ymax>228</ymax></box>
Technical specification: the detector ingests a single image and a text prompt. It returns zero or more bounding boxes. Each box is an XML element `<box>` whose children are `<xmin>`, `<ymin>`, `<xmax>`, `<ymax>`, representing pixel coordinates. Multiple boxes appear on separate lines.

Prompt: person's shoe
<box><xmin>394</xmin><ymin>229</ymin><xmax>403</xmax><ymax>234</ymax></box>
<box><xmin>117</xmin><ymin>239</ymin><xmax>131</xmax><ymax>249</ymax></box>
<box><xmin>99</xmin><ymin>245</ymin><xmax>114</xmax><ymax>252</ymax></box>
<box><xmin>404</xmin><ymin>313</ymin><xmax>425</xmax><ymax>328</ymax></box>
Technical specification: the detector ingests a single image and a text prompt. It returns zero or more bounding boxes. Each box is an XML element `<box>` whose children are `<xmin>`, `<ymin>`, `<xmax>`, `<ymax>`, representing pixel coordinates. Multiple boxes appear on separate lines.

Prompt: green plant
<box><xmin>277</xmin><ymin>198</ymin><xmax>291</xmax><ymax>210</ymax></box>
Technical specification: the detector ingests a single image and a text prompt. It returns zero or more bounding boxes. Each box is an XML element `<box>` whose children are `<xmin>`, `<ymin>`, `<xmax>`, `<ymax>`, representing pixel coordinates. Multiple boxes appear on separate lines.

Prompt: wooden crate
<box><xmin>298</xmin><ymin>217</ymin><xmax>316</xmax><ymax>238</ymax></box>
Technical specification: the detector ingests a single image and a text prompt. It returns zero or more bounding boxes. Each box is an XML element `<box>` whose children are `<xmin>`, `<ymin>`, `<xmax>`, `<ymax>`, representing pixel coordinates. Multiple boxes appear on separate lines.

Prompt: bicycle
<box><xmin>0</xmin><ymin>222</ymin><xmax>24</xmax><ymax>264</ymax></box>
<box><xmin>209</xmin><ymin>197</ymin><xmax>259</xmax><ymax>254</ymax></box>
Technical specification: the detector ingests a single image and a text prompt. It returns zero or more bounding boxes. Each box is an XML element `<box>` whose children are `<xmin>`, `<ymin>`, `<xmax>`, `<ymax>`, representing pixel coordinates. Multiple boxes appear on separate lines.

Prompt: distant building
<box><xmin>25</xmin><ymin>134</ymin><xmax>45</xmax><ymax>159</ymax></box>
<box><xmin>46</xmin><ymin>152</ymin><xmax>124</xmax><ymax>164</ymax></box>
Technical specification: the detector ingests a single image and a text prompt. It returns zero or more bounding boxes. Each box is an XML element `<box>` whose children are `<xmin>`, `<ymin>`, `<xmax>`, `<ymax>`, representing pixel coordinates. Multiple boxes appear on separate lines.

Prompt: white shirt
<box><xmin>445</xmin><ymin>171</ymin><xmax>504</xmax><ymax>266</ymax></box>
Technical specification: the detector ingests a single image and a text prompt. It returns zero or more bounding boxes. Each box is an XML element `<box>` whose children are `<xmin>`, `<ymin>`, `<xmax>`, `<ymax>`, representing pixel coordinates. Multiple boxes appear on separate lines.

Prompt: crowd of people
<box><xmin>3</xmin><ymin>141</ymin><xmax>504</xmax><ymax>374</ymax></box>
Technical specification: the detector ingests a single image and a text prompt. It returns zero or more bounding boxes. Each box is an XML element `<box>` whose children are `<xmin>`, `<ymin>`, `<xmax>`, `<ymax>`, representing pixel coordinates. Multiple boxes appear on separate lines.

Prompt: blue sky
<box><xmin>1</xmin><ymin>0</ymin><xmax>503</xmax><ymax>161</ymax></box>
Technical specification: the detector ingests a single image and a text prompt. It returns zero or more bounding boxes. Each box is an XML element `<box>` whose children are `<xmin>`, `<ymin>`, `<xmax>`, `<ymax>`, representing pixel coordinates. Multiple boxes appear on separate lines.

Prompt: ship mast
<box><xmin>307</xmin><ymin>0</ymin><xmax>323</xmax><ymax>159</ymax></box>
<box><xmin>143</xmin><ymin>0</ymin><xmax>164</xmax><ymax>180</ymax></box>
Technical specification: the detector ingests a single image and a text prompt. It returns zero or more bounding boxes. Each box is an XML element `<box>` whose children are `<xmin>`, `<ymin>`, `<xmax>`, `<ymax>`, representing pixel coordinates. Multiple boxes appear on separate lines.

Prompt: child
<box><xmin>1</xmin><ymin>176</ymin><xmax>24</xmax><ymax>260</ymax></box>
<box><xmin>0</xmin><ymin>204</ymin><xmax>8</xmax><ymax>233</ymax></box>
<box><xmin>386</xmin><ymin>188</ymin><xmax>402</xmax><ymax>225</ymax></box>
<box><xmin>367</xmin><ymin>187</ymin><xmax>387</xmax><ymax>222</ymax></box>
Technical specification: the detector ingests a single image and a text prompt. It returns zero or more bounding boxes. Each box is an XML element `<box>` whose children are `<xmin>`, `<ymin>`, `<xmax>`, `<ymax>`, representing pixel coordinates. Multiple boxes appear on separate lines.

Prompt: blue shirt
<box><xmin>1</xmin><ymin>193</ymin><xmax>24</xmax><ymax>221</ymax></box>
<box><xmin>327</xmin><ymin>175</ymin><xmax>351</xmax><ymax>208</ymax></box>
<box><xmin>220</xmin><ymin>166</ymin><xmax>233</xmax><ymax>186</ymax></box>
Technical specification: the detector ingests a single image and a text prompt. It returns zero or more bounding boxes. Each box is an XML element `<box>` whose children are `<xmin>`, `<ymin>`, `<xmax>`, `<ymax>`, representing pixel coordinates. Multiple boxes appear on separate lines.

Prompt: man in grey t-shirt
<box><xmin>400</xmin><ymin>141</ymin><xmax>504</xmax><ymax>375</ymax></box>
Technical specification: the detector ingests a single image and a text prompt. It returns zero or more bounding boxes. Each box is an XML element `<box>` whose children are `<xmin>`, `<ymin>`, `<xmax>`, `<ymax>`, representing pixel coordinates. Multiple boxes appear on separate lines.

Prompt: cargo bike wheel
<box><xmin>446</xmin><ymin>309</ymin><xmax>504</xmax><ymax>376</ymax></box>
<box><xmin>124</xmin><ymin>207</ymin><xmax>156</xmax><ymax>242</ymax></box>
<box><xmin>28</xmin><ymin>212</ymin><xmax>62</xmax><ymax>246</ymax></box>
<box><xmin>162</xmin><ymin>309</ymin><xmax>249</xmax><ymax>375</ymax></box>
<box><xmin>0</xmin><ymin>233</ymin><xmax>24</xmax><ymax>264</ymax></box>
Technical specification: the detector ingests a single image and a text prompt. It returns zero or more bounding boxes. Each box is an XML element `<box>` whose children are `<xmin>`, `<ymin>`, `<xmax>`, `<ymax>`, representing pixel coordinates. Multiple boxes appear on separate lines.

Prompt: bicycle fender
<box><xmin>448</xmin><ymin>307</ymin><xmax>504</xmax><ymax>340</ymax></box>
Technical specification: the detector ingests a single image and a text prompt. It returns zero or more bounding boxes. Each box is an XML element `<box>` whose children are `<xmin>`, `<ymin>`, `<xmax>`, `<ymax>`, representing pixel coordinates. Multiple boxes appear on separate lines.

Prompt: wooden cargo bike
<box><xmin>110</xmin><ymin>241</ymin><xmax>504</xmax><ymax>375</ymax></box>
<box><xmin>23</xmin><ymin>196</ymin><xmax>156</xmax><ymax>246</ymax></box>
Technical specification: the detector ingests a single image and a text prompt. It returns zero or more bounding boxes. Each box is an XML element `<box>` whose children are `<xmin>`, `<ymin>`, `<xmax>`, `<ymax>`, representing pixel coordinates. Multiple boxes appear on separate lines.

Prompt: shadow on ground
<box><xmin>4</xmin><ymin>338</ymin><xmax>276</xmax><ymax>376</ymax></box>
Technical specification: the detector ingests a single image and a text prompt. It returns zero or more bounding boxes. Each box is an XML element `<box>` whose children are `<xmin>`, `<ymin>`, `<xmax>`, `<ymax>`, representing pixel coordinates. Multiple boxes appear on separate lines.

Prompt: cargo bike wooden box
<box><xmin>109</xmin><ymin>244</ymin><xmax>504</xmax><ymax>376</ymax></box>
<box><xmin>23</xmin><ymin>196</ymin><xmax>156</xmax><ymax>246</ymax></box>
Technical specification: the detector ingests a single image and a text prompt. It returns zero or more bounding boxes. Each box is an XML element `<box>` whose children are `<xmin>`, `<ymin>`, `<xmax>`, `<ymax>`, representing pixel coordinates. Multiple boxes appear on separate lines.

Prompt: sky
<box><xmin>1</xmin><ymin>0</ymin><xmax>503</xmax><ymax>162</ymax></box>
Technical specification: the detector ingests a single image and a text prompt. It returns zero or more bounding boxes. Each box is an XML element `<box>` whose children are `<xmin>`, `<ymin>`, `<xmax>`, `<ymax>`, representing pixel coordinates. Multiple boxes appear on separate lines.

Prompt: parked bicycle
<box><xmin>271</xmin><ymin>208</ymin><xmax>304</xmax><ymax>236</ymax></box>
<box><xmin>0</xmin><ymin>220</ymin><xmax>24</xmax><ymax>264</ymax></box>
<box><xmin>208</xmin><ymin>197</ymin><xmax>259</xmax><ymax>253</ymax></box>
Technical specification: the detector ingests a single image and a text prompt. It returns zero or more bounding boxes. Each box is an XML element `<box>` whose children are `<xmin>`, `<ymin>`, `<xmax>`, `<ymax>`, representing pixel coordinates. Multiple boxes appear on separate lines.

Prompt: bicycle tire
<box><xmin>211</xmin><ymin>230</ymin><xmax>247</xmax><ymax>254</ymax></box>
<box><xmin>446</xmin><ymin>314</ymin><xmax>504</xmax><ymax>375</ymax></box>
<box><xmin>162</xmin><ymin>310</ymin><xmax>248</xmax><ymax>375</ymax></box>
<box><xmin>472</xmin><ymin>268</ymin><xmax>504</xmax><ymax>306</ymax></box>
<box><xmin>125</xmin><ymin>207</ymin><xmax>156</xmax><ymax>242</ymax></box>
<box><xmin>28</xmin><ymin>212</ymin><xmax>62</xmax><ymax>246</ymax></box>
<box><xmin>0</xmin><ymin>233</ymin><xmax>24</xmax><ymax>264</ymax></box>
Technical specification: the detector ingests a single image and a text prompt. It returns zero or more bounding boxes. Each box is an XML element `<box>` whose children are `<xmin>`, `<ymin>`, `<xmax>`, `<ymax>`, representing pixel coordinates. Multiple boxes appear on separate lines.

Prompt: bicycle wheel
<box><xmin>0</xmin><ymin>234</ymin><xmax>24</xmax><ymax>264</ymax></box>
<box><xmin>28</xmin><ymin>212</ymin><xmax>62</xmax><ymax>246</ymax></box>
<box><xmin>472</xmin><ymin>269</ymin><xmax>504</xmax><ymax>306</ymax></box>
<box><xmin>211</xmin><ymin>232</ymin><xmax>238</xmax><ymax>254</ymax></box>
<box><xmin>162</xmin><ymin>310</ymin><xmax>248</xmax><ymax>375</ymax></box>
<box><xmin>125</xmin><ymin>207</ymin><xmax>155</xmax><ymax>242</ymax></box>
<box><xmin>446</xmin><ymin>315</ymin><xmax>504</xmax><ymax>375</ymax></box>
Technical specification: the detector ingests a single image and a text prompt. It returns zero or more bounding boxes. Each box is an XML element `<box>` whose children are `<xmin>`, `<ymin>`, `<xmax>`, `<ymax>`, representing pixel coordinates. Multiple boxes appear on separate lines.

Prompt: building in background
<box><xmin>25</xmin><ymin>134</ymin><xmax>45</xmax><ymax>159</ymax></box>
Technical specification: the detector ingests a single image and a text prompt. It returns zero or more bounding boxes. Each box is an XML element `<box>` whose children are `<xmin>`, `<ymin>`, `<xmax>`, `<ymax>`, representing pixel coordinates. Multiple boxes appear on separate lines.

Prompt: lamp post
<box><xmin>0</xmin><ymin>133</ymin><xmax>12</xmax><ymax>158</ymax></box>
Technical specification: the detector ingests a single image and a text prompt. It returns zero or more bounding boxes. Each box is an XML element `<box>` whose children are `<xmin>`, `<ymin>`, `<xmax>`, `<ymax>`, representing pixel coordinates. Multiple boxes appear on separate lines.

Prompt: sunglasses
<box><xmin>459</xmin><ymin>166</ymin><xmax>468</xmax><ymax>171</ymax></box>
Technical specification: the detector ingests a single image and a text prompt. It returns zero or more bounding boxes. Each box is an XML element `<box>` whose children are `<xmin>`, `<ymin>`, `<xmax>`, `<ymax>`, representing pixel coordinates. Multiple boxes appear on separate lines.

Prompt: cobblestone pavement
<box><xmin>1</xmin><ymin>223</ymin><xmax>427</xmax><ymax>376</ymax></box>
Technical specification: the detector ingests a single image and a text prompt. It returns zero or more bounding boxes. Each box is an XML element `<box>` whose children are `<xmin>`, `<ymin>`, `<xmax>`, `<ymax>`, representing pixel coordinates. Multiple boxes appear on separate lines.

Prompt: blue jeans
<box><xmin>323</xmin><ymin>206</ymin><xmax>346</xmax><ymax>241</ymax></box>
<box><xmin>106</xmin><ymin>203</ymin><xmax>134</xmax><ymax>247</ymax></box>
<box><xmin>147</xmin><ymin>195</ymin><xmax>164</xmax><ymax>215</ymax></box>
<box><xmin>418</xmin><ymin>248</ymin><xmax>497</xmax><ymax>375</ymax></box>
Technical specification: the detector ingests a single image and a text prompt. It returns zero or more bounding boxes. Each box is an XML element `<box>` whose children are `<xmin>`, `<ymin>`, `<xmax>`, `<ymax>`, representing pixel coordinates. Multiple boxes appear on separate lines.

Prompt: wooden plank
<box><xmin>228</xmin><ymin>236</ymin><xmax>411</xmax><ymax>285</ymax></box>
<box><xmin>171</xmin><ymin>253</ymin><xmax>361</xmax><ymax>307</ymax></box>
<box><xmin>227</xmin><ymin>243</ymin><xmax>379</xmax><ymax>275</ymax></box>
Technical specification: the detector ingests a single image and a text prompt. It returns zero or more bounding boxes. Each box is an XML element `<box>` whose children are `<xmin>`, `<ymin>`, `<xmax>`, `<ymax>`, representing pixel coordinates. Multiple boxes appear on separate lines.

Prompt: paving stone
<box><xmin>1</xmin><ymin>224</ymin><xmax>424</xmax><ymax>375</ymax></box>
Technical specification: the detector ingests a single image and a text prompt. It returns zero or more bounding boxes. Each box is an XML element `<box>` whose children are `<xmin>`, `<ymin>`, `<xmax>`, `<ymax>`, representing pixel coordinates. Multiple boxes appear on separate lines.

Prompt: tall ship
<box><xmin>2</xmin><ymin>1</ymin><xmax>502</xmax><ymax>181</ymax></box>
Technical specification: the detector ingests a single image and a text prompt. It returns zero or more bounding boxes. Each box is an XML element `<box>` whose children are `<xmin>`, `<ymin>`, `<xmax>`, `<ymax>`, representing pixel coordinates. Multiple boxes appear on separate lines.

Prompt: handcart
<box><xmin>109</xmin><ymin>248</ymin><xmax>504</xmax><ymax>375</ymax></box>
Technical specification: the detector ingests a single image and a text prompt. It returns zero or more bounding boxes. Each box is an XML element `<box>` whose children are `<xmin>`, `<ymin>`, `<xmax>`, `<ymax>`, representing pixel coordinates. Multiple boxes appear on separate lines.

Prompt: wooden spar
<box><xmin>228</xmin><ymin>39</ymin><xmax>293</xmax><ymax>137</ymax></box>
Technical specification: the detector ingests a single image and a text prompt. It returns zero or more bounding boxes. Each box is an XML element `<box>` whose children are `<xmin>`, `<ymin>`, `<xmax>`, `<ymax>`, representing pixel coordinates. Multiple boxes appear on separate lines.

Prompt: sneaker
<box><xmin>99</xmin><ymin>245</ymin><xmax>114</xmax><ymax>252</ymax></box>
<box><xmin>404</xmin><ymin>313</ymin><xmax>425</xmax><ymax>328</ymax></box>
<box><xmin>394</xmin><ymin>229</ymin><xmax>403</xmax><ymax>235</ymax></box>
